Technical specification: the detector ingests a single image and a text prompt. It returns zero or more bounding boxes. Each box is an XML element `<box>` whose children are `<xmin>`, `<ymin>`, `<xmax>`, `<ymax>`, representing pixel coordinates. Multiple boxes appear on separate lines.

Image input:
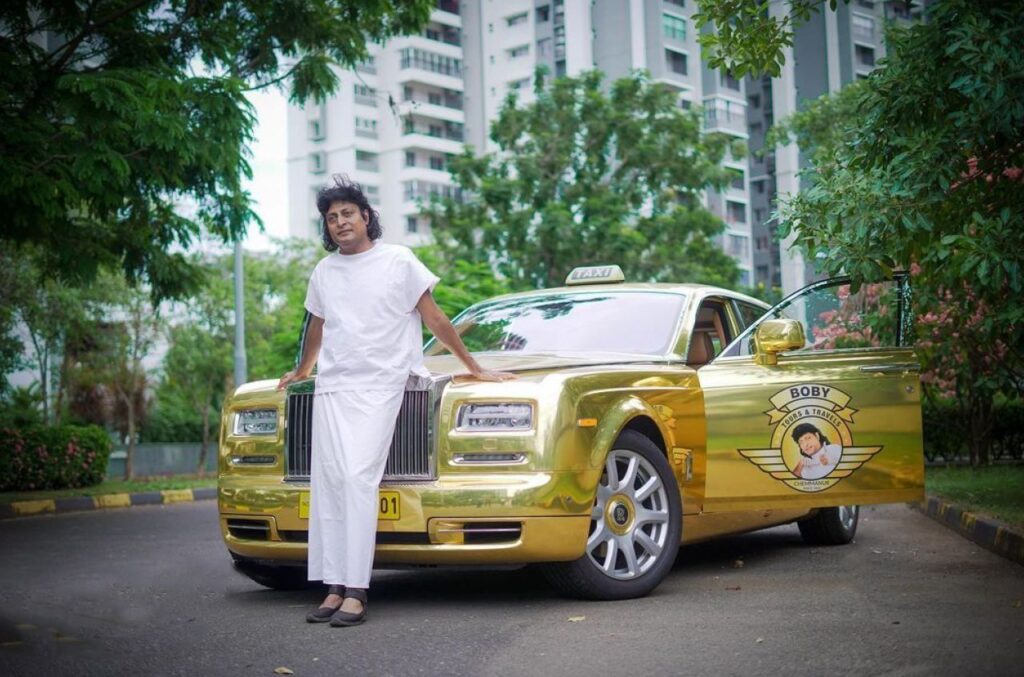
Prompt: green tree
<box><xmin>693</xmin><ymin>0</ymin><xmax>862</xmax><ymax>77</ymax></box>
<box><xmin>75</xmin><ymin>272</ymin><xmax>163</xmax><ymax>478</ymax></box>
<box><xmin>414</xmin><ymin>245</ymin><xmax>513</xmax><ymax>323</ymax></box>
<box><xmin>0</xmin><ymin>249</ymin><xmax>90</xmax><ymax>424</ymax></box>
<box><xmin>424</xmin><ymin>70</ymin><xmax>742</xmax><ymax>291</ymax></box>
<box><xmin>768</xmin><ymin>0</ymin><xmax>1024</xmax><ymax>464</ymax></box>
<box><xmin>155</xmin><ymin>258</ymin><xmax>234</xmax><ymax>472</ymax></box>
<box><xmin>0</xmin><ymin>0</ymin><xmax>433</xmax><ymax>300</ymax></box>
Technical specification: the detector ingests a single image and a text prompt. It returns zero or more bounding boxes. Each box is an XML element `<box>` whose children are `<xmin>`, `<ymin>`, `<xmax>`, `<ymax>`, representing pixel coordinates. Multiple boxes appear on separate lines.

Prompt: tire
<box><xmin>540</xmin><ymin>429</ymin><xmax>682</xmax><ymax>600</ymax></box>
<box><xmin>232</xmin><ymin>556</ymin><xmax>311</xmax><ymax>590</ymax></box>
<box><xmin>798</xmin><ymin>505</ymin><xmax>859</xmax><ymax>545</ymax></box>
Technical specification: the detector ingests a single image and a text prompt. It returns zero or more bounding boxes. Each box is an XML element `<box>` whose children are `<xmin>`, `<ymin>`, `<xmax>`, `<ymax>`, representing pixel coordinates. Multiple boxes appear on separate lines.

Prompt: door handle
<box><xmin>859</xmin><ymin>363</ymin><xmax>920</xmax><ymax>374</ymax></box>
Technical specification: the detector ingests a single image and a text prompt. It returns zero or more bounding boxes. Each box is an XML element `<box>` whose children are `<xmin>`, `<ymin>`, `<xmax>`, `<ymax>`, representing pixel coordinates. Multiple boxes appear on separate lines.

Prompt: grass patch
<box><xmin>0</xmin><ymin>475</ymin><xmax>217</xmax><ymax>505</ymax></box>
<box><xmin>926</xmin><ymin>465</ymin><xmax>1024</xmax><ymax>528</ymax></box>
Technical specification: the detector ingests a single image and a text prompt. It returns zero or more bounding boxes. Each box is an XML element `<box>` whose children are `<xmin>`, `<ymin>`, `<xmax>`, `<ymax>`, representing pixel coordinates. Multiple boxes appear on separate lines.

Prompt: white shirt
<box><xmin>798</xmin><ymin>443</ymin><xmax>842</xmax><ymax>480</ymax></box>
<box><xmin>303</xmin><ymin>243</ymin><xmax>439</xmax><ymax>392</ymax></box>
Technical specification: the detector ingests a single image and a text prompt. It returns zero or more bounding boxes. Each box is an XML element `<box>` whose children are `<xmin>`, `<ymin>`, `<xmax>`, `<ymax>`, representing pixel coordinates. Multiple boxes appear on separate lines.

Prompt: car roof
<box><xmin>475</xmin><ymin>282</ymin><xmax>770</xmax><ymax>309</ymax></box>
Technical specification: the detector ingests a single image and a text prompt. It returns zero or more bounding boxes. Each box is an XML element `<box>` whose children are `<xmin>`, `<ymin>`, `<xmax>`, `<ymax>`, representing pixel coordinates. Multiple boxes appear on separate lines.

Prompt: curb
<box><xmin>0</xmin><ymin>487</ymin><xmax>217</xmax><ymax>520</ymax></box>
<box><xmin>914</xmin><ymin>495</ymin><xmax>1024</xmax><ymax>566</ymax></box>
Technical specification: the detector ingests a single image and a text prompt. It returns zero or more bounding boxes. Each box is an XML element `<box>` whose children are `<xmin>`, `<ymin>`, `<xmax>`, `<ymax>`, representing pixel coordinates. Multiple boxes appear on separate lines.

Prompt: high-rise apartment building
<box><xmin>748</xmin><ymin>0</ymin><xmax>927</xmax><ymax>294</ymax></box>
<box><xmin>287</xmin><ymin>1</ymin><xmax>921</xmax><ymax>290</ymax></box>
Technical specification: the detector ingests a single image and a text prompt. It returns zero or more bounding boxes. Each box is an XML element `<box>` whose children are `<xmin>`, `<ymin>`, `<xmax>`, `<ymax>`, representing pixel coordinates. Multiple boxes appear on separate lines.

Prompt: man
<box><xmin>277</xmin><ymin>175</ymin><xmax>513</xmax><ymax>627</ymax></box>
<box><xmin>791</xmin><ymin>422</ymin><xmax>842</xmax><ymax>480</ymax></box>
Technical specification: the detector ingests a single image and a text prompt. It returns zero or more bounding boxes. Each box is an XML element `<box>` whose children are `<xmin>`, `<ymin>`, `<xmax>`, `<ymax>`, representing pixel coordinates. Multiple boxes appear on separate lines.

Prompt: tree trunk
<box><xmin>123</xmin><ymin>392</ymin><xmax>136</xmax><ymax>480</ymax></box>
<box><xmin>967</xmin><ymin>393</ymin><xmax>994</xmax><ymax>467</ymax></box>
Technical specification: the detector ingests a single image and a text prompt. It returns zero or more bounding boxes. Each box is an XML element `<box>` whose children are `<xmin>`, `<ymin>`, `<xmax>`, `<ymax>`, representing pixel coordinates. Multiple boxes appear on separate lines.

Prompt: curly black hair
<box><xmin>791</xmin><ymin>422</ymin><xmax>829</xmax><ymax>446</ymax></box>
<box><xmin>316</xmin><ymin>174</ymin><xmax>382</xmax><ymax>251</ymax></box>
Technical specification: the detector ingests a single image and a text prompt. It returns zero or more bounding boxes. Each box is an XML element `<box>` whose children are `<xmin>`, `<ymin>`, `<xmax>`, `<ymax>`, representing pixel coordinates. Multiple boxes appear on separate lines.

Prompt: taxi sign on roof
<box><xmin>565</xmin><ymin>265</ymin><xmax>625</xmax><ymax>286</ymax></box>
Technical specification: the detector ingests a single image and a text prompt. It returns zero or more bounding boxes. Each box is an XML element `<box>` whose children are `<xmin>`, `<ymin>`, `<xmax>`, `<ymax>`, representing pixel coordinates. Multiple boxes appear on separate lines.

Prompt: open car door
<box><xmin>697</xmin><ymin>276</ymin><xmax>924</xmax><ymax>512</ymax></box>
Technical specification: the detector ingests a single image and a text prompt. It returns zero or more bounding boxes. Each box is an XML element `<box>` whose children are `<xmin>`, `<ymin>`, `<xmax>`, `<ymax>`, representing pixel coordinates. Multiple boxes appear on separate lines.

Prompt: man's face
<box><xmin>797</xmin><ymin>431</ymin><xmax>823</xmax><ymax>456</ymax></box>
<box><xmin>325</xmin><ymin>201</ymin><xmax>370</xmax><ymax>249</ymax></box>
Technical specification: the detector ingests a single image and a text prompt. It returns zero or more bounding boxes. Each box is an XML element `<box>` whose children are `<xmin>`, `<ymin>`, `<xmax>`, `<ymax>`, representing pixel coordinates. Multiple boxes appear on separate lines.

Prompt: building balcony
<box><xmin>432</xmin><ymin>3</ymin><xmax>462</xmax><ymax>28</ymax></box>
<box><xmin>400</xmin><ymin>132</ymin><xmax>464</xmax><ymax>155</ymax></box>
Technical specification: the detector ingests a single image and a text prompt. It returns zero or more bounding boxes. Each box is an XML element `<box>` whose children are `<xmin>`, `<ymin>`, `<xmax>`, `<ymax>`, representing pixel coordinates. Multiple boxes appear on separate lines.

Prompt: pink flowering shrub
<box><xmin>0</xmin><ymin>425</ymin><xmax>112</xmax><ymax>491</ymax></box>
<box><xmin>809</xmin><ymin>282</ymin><xmax>897</xmax><ymax>350</ymax></box>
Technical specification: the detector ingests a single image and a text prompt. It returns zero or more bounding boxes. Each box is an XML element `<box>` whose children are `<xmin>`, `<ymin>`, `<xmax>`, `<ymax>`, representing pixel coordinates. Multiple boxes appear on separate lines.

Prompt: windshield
<box><xmin>424</xmin><ymin>291</ymin><xmax>687</xmax><ymax>356</ymax></box>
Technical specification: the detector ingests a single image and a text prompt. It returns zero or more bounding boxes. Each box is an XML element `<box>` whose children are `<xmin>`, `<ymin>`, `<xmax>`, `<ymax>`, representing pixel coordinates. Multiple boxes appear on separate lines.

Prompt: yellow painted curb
<box><xmin>160</xmin><ymin>489</ymin><xmax>194</xmax><ymax>504</ymax></box>
<box><xmin>11</xmin><ymin>499</ymin><xmax>55</xmax><ymax>516</ymax></box>
<box><xmin>94</xmin><ymin>493</ymin><xmax>132</xmax><ymax>509</ymax></box>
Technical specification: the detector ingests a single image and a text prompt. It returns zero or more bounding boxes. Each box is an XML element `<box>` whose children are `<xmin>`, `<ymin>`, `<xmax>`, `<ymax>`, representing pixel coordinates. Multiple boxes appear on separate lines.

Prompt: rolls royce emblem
<box><xmin>737</xmin><ymin>384</ymin><xmax>882</xmax><ymax>493</ymax></box>
<box><xmin>613</xmin><ymin>504</ymin><xmax>629</xmax><ymax>525</ymax></box>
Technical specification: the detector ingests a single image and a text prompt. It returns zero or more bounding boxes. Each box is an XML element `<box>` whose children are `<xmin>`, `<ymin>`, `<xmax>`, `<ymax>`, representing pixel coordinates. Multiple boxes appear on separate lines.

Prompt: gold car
<box><xmin>218</xmin><ymin>266</ymin><xmax>923</xmax><ymax>599</ymax></box>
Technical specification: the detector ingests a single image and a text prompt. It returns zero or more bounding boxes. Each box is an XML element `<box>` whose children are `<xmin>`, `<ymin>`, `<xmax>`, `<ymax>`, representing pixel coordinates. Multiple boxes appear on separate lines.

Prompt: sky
<box><xmin>241</xmin><ymin>88</ymin><xmax>291</xmax><ymax>251</ymax></box>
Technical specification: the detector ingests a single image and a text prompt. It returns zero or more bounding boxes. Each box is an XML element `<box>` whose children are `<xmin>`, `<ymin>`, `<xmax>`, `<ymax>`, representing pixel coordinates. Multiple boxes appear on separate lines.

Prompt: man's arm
<box><xmin>277</xmin><ymin>315</ymin><xmax>324</xmax><ymax>390</ymax></box>
<box><xmin>416</xmin><ymin>292</ymin><xmax>515</xmax><ymax>382</ymax></box>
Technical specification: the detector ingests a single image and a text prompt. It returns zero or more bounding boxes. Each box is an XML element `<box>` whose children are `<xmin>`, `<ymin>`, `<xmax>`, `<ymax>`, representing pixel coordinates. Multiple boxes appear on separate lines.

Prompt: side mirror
<box><xmin>754</xmin><ymin>319</ymin><xmax>806</xmax><ymax>365</ymax></box>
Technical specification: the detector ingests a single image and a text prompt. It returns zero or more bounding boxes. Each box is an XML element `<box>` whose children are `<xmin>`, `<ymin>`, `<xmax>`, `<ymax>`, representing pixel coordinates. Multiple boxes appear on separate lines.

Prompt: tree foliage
<box><xmin>769</xmin><ymin>0</ymin><xmax>1024</xmax><ymax>463</ymax></box>
<box><xmin>693</xmin><ymin>0</ymin><xmax>847</xmax><ymax>77</ymax></box>
<box><xmin>0</xmin><ymin>0</ymin><xmax>433</xmax><ymax>299</ymax></box>
<box><xmin>424</xmin><ymin>70</ymin><xmax>742</xmax><ymax>291</ymax></box>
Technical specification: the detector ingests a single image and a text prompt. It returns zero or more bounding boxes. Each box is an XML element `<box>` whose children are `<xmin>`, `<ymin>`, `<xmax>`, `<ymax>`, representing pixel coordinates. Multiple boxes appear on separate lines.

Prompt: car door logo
<box><xmin>737</xmin><ymin>384</ymin><xmax>882</xmax><ymax>493</ymax></box>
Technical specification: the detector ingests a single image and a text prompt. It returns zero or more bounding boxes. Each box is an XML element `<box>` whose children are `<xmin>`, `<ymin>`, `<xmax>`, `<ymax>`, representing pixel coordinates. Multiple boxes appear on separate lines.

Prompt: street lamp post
<box><xmin>233</xmin><ymin>239</ymin><xmax>247</xmax><ymax>388</ymax></box>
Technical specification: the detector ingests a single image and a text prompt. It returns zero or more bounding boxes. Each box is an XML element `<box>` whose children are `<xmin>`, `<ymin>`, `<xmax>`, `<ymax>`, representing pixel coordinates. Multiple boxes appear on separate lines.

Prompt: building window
<box><xmin>307</xmin><ymin>119</ymin><xmax>325</xmax><ymax>141</ymax></box>
<box><xmin>509</xmin><ymin>77</ymin><xmax>531</xmax><ymax>91</ymax></box>
<box><xmin>400</xmin><ymin>48</ymin><xmax>463</xmax><ymax>77</ymax></box>
<box><xmin>405</xmin><ymin>151</ymin><xmax>416</xmax><ymax>167</ymax></box>
<box><xmin>354</xmin><ymin>117</ymin><xmax>377</xmax><ymax>138</ymax></box>
<box><xmin>406</xmin><ymin>216</ymin><xmax>419</xmax><ymax>233</ymax></box>
<box><xmin>852</xmin><ymin>14</ymin><xmax>875</xmax><ymax>42</ymax></box>
<box><xmin>356</xmin><ymin>150</ymin><xmax>378</xmax><ymax>172</ymax></box>
<box><xmin>726</xmin><ymin>234</ymin><xmax>749</xmax><ymax>257</ymax></box>
<box><xmin>665</xmin><ymin>48</ymin><xmax>687</xmax><ymax>75</ymax></box>
<box><xmin>749</xmin><ymin>121</ymin><xmax>763</xmax><ymax>135</ymax></box>
<box><xmin>720</xmin><ymin>71</ymin><xmax>741</xmax><ymax>90</ymax></box>
<box><xmin>536</xmin><ymin>6</ymin><xmax>550</xmax><ymax>22</ymax></box>
<box><xmin>506</xmin><ymin>12</ymin><xmax>528</xmax><ymax>27</ymax></box>
<box><xmin>662</xmin><ymin>13</ymin><xmax>686</xmax><ymax>41</ymax></box>
<box><xmin>308</xmin><ymin>151</ymin><xmax>326</xmax><ymax>174</ymax></box>
<box><xmin>855</xmin><ymin>44</ymin><xmax>876</xmax><ymax>67</ymax></box>
<box><xmin>726</xmin><ymin>200</ymin><xmax>746</xmax><ymax>224</ymax></box>
<box><xmin>353</xmin><ymin>84</ymin><xmax>376</xmax><ymax>106</ymax></box>
<box><xmin>748</xmin><ymin>93</ymin><xmax>761</xmax><ymax>108</ymax></box>
<box><xmin>537</xmin><ymin>38</ymin><xmax>552</xmax><ymax>58</ymax></box>
<box><xmin>429</xmin><ymin>155</ymin><xmax>445</xmax><ymax>171</ymax></box>
<box><xmin>665</xmin><ymin>0</ymin><xmax>685</xmax><ymax>7</ymax></box>
<box><xmin>508</xmin><ymin>44</ymin><xmax>529</xmax><ymax>59</ymax></box>
<box><xmin>428</xmin><ymin>91</ymin><xmax>442</xmax><ymax>105</ymax></box>
<box><xmin>729</xmin><ymin>168</ymin><xmax>745</xmax><ymax>190</ymax></box>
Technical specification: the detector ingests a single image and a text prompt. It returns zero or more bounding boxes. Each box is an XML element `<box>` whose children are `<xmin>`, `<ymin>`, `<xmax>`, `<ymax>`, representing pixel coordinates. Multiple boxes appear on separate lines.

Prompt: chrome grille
<box><xmin>285</xmin><ymin>389</ymin><xmax>434</xmax><ymax>481</ymax></box>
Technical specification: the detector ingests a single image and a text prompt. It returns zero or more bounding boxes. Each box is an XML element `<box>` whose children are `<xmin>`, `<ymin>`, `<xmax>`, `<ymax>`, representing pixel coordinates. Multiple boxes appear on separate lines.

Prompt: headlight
<box><xmin>233</xmin><ymin>409</ymin><xmax>278</xmax><ymax>435</ymax></box>
<box><xmin>456</xmin><ymin>403</ymin><xmax>533</xmax><ymax>432</ymax></box>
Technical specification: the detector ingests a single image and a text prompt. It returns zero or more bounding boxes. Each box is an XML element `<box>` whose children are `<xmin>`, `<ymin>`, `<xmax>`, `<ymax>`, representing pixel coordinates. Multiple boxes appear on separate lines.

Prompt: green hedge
<box><xmin>923</xmin><ymin>398</ymin><xmax>1024</xmax><ymax>462</ymax></box>
<box><xmin>0</xmin><ymin>425</ymin><xmax>112</xmax><ymax>491</ymax></box>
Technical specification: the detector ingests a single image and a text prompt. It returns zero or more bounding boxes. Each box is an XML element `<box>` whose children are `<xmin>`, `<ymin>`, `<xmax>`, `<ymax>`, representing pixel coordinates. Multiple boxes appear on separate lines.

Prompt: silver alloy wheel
<box><xmin>838</xmin><ymin>505</ymin><xmax>859</xmax><ymax>531</ymax></box>
<box><xmin>586</xmin><ymin>448</ymin><xmax>671</xmax><ymax>580</ymax></box>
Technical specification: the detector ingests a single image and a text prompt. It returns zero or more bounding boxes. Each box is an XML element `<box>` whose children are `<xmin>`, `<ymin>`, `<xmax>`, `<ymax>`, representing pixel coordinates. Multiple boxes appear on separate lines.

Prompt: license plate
<box><xmin>299</xmin><ymin>491</ymin><xmax>400</xmax><ymax>521</ymax></box>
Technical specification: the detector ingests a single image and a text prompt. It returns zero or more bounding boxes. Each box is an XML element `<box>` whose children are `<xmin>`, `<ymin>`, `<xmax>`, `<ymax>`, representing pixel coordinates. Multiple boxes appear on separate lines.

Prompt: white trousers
<box><xmin>307</xmin><ymin>388</ymin><xmax>405</xmax><ymax>587</ymax></box>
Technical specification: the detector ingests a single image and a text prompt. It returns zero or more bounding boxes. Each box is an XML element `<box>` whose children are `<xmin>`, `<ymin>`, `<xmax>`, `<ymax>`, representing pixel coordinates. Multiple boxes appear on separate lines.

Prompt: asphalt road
<box><xmin>0</xmin><ymin>501</ymin><xmax>1022</xmax><ymax>677</ymax></box>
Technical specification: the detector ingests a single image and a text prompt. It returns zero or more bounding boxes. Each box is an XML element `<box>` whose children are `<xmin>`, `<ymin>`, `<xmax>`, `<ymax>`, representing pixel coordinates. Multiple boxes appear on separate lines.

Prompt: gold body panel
<box><xmin>218</xmin><ymin>282</ymin><xmax>925</xmax><ymax>567</ymax></box>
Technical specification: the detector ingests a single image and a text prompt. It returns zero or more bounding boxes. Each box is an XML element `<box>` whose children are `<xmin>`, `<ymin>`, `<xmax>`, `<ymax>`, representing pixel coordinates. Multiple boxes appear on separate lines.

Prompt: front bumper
<box><xmin>219</xmin><ymin>470</ymin><xmax>597</xmax><ymax>565</ymax></box>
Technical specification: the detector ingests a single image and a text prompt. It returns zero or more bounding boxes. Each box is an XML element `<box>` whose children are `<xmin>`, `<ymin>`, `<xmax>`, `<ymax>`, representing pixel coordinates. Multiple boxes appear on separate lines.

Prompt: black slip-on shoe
<box><xmin>329</xmin><ymin>589</ymin><xmax>368</xmax><ymax>627</ymax></box>
<box><xmin>306</xmin><ymin>584</ymin><xmax>345</xmax><ymax>623</ymax></box>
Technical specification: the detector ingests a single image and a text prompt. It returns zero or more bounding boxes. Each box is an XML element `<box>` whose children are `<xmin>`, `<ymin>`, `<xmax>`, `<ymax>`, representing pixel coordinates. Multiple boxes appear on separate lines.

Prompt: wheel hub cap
<box><xmin>606</xmin><ymin>495</ymin><xmax>635</xmax><ymax>534</ymax></box>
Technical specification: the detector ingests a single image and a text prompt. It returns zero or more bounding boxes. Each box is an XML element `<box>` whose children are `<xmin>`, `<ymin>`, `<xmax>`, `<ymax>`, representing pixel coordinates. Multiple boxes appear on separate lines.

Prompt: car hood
<box><xmin>422</xmin><ymin>351</ymin><xmax>671</xmax><ymax>377</ymax></box>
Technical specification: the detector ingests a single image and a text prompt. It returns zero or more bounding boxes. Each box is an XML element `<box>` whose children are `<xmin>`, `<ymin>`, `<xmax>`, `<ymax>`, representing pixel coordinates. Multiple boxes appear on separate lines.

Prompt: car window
<box><xmin>735</xmin><ymin>301</ymin><xmax>767</xmax><ymax>329</ymax></box>
<box><xmin>719</xmin><ymin>279</ymin><xmax>904</xmax><ymax>358</ymax></box>
<box><xmin>686</xmin><ymin>301</ymin><xmax>733</xmax><ymax>367</ymax></box>
<box><xmin>424</xmin><ymin>291</ymin><xmax>688</xmax><ymax>356</ymax></box>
